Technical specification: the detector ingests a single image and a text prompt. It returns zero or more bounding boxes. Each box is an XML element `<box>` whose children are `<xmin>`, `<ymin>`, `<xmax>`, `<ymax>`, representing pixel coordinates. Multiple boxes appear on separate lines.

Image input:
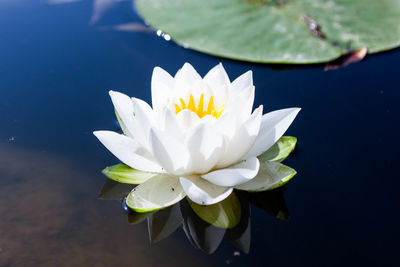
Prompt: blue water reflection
<box><xmin>0</xmin><ymin>0</ymin><xmax>399</xmax><ymax>266</ymax></box>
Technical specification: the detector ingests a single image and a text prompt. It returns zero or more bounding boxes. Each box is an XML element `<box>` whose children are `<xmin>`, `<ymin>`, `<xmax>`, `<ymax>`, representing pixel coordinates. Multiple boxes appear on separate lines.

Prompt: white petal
<box><xmin>159</xmin><ymin>107</ymin><xmax>183</xmax><ymax>140</ymax></box>
<box><xmin>229</xmin><ymin>70</ymin><xmax>253</xmax><ymax>96</ymax></box>
<box><xmin>184</xmin><ymin>123</ymin><xmax>224</xmax><ymax>174</ymax></box>
<box><xmin>126</xmin><ymin>175</ymin><xmax>186</xmax><ymax>212</ymax></box>
<box><xmin>151</xmin><ymin>66</ymin><xmax>174</xmax><ymax>112</ymax></box>
<box><xmin>234</xmin><ymin>161</ymin><xmax>296</xmax><ymax>192</ymax></box>
<box><xmin>213</xmin><ymin>112</ymin><xmax>237</xmax><ymax>139</ymax></box>
<box><xmin>204</xmin><ymin>63</ymin><xmax>230</xmax><ymax>86</ymax></box>
<box><xmin>149</xmin><ymin>128</ymin><xmax>191</xmax><ymax>175</ymax></box>
<box><xmin>93</xmin><ymin>130</ymin><xmax>163</xmax><ymax>173</ymax></box>
<box><xmin>130</xmin><ymin>97</ymin><xmax>155</xmax><ymax>149</ymax></box>
<box><xmin>174</xmin><ymin>63</ymin><xmax>202</xmax><ymax>94</ymax></box>
<box><xmin>203</xmin><ymin>63</ymin><xmax>230</xmax><ymax>104</ymax></box>
<box><xmin>109</xmin><ymin>91</ymin><xmax>135</xmax><ymax>137</ymax></box>
<box><xmin>245</xmin><ymin>108</ymin><xmax>301</xmax><ymax>158</ymax></box>
<box><xmin>226</xmin><ymin>85</ymin><xmax>255</xmax><ymax>125</ymax></box>
<box><xmin>202</xmin><ymin>157</ymin><xmax>260</xmax><ymax>187</ymax></box>
<box><xmin>179</xmin><ymin>176</ymin><xmax>233</xmax><ymax>205</ymax></box>
<box><xmin>217</xmin><ymin>105</ymin><xmax>263</xmax><ymax>167</ymax></box>
<box><xmin>175</xmin><ymin>109</ymin><xmax>201</xmax><ymax>131</ymax></box>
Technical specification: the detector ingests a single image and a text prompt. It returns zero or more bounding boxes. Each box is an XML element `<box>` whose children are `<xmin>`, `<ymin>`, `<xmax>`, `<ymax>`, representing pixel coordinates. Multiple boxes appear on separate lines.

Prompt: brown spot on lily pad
<box><xmin>302</xmin><ymin>15</ymin><xmax>326</xmax><ymax>39</ymax></box>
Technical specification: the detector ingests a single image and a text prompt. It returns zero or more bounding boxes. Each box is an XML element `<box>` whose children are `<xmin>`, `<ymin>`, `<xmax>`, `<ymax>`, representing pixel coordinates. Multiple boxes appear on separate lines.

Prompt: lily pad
<box><xmin>135</xmin><ymin>0</ymin><xmax>400</xmax><ymax>63</ymax></box>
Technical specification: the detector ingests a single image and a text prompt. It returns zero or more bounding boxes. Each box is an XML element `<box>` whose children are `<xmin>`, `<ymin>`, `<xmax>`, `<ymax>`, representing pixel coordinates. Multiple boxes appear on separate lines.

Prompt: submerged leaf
<box><xmin>187</xmin><ymin>192</ymin><xmax>241</xmax><ymax>229</ymax></box>
<box><xmin>258</xmin><ymin>136</ymin><xmax>297</xmax><ymax>163</ymax></box>
<box><xmin>135</xmin><ymin>0</ymin><xmax>400</xmax><ymax>64</ymax></box>
<box><xmin>102</xmin><ymin>163</ymin><xmax>156</xmax><ymax>184</ymax></box>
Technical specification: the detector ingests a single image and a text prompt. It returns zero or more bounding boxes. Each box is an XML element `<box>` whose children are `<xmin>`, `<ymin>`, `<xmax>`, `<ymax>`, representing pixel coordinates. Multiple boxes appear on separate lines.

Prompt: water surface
<box><xmin>0</xmin><ymin>1</ymin><xmax>399</xmax><ymax>266</ymax></box>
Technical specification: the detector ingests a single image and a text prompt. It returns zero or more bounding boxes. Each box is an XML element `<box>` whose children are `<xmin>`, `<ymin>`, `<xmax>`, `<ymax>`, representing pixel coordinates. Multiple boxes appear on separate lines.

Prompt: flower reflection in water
<box><xmin>99</xmin><ymin>178</ymin><xmax>290</xmax><ymax>254</ymax></box>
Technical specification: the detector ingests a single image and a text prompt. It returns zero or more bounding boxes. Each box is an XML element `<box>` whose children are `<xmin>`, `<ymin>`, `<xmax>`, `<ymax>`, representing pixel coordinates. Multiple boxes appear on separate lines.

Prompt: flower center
<box><xmin>174</xmin><ymin>93</ymin><xmax>224</xmax><ymax>119</ymax></box>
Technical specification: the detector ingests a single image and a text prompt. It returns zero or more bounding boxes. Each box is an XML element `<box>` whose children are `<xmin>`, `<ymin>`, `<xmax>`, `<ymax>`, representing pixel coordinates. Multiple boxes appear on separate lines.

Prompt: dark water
<box><xmin>1</xmin><ymin>0</ymin><xmax>399</xmax><ymax>266</ymax></box>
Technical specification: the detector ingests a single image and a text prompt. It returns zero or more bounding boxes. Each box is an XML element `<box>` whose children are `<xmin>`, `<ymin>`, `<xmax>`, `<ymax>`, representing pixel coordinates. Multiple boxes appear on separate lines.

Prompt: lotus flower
<box><xmin>94</xmin><ymin>63</ymin><xmax>300</xmax><ymax>212</ymax></box>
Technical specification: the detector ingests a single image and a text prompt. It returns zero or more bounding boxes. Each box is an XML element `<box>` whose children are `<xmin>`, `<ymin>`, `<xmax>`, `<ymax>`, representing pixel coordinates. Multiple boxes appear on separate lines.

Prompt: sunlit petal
<box><xmin>203</xmin><ymin>63</ymin><xmax>230</xmax><ymax>104</ymax></box>
<box><xmin>93</xmin><ymin>130</ymin><xmax>163</xmax><ymax>173</ymax></box>
<box><xmin>180</xmin><ymin>176</ymin><xmax>233</xmax><ymax>205</ymax></box>
<box><xmin>130</xmin><ymin>97</ymin><xmax>156</xmax><ymax>149</ymax></box>
<box><xmin>151</xmin><ymin>66</ymin><xmax>174</xmax><ymax>112</ymax></box>
<box><xmin>230</xmin><ymin>70</ymin><xmax>253</xmax><ymax>96</ymax></box>
<box><xmin>184</xmin><ymin>123</ymin><xmax>224</xmax><ymax>174</ymax></box>
<box><xmin>149</xmin><ymin>128</ymin><xmax>192</xmax><ymax>175</ymax></box>
<box><xmin>109</xmin><ymin>90</ymin><xmax>135</xmax><ymax>137</ymax></box>
<box><xmin>202</xmin><ymin>157</ymin><xmax>260</xmax><ymax>187</ymax></box>
<box><xmin>245</xmin><ymin>108</ymin><xmax>301</xmax><ymax>158</ymax></box>
<box><xmin>226</xmin><ymin>85</ymin><xmax>255</xmax><ymax>125</ymax></box>
<box><xmin>174</xmin><ymin>62</ymin><xmax>202</xmax><ymax>95</ymax></box>
<box><xmin>217</xmin><ymin>105</ymin><xmax>262</xmax><ymax>167</ymax></box>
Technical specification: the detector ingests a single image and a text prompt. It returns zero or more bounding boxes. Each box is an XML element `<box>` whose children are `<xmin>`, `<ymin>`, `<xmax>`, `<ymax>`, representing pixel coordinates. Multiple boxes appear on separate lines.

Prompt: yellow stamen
<box><xmin>175</xmin><ymin>94</ymin><xmax>224</xmax><ymax>119</ymax></box>
<box><xmin>216</xmin><ymin>105</ymin><xmax>224</xmax><ymax>118</ymax></box>
<box><xmin>198</xmin><ymin>94</ymin><xmax>204</xmax><ymax>117</ymax></box>
<box><xmin>207</xmin><ymin>96</ymin><xmax>215</xmax><ymax>114</ymax></box>
<box><xmin>188</xmin><ymin>94</ymin><xmax>196</xmax><ymax>111</ymax></box>
<box><xmin>179</xmin><ymin>98</ymin><xmax>186</xmax><ymax>109</ymax></box>
<box><xmin>174</xmin><ymin>104</ymin><xmax>181</xmax><ymax>113</ymax></box>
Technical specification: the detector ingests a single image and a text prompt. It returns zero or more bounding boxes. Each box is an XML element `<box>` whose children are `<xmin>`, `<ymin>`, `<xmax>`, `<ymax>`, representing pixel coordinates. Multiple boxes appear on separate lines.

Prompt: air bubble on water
<box><xmin>156</xmin><ymin>29</ymin><xmax>171</xmax><ymax>41</ymax></box>
<box><xmin>164</xmin><ymin>34</ymin><xmax>171</xmax><ymax>41</ymax></box>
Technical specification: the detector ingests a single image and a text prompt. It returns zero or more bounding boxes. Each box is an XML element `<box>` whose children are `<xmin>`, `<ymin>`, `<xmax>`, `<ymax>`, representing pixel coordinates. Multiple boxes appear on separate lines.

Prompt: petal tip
<box><xmin>152</xmin><ymin>66</ymin><xmax>167</xmax><ymax>76</ymax></box>
<box><xmin>108</xmin><ymin>90</ymin><xmax>118</xmax><ymax>96</ymax></box>
<box><xmin>93</xmin><ymin>130</ymin><xmax>104</xmax><ymax>138</ymax></box>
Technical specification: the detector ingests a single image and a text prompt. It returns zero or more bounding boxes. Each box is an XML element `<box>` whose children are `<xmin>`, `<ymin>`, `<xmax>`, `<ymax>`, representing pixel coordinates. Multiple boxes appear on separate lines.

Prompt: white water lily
<box><xmin>94</xmin><ymin>63</ymin><xmax>300</xmax><ymax>211</ymax></box>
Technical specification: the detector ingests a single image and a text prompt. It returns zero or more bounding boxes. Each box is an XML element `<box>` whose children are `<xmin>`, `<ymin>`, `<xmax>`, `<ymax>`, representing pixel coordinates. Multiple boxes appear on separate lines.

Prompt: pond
<box><xmin>0</xmin><ymin>1</ymin><xmax>399</xmax><ymax>266</ymax></box>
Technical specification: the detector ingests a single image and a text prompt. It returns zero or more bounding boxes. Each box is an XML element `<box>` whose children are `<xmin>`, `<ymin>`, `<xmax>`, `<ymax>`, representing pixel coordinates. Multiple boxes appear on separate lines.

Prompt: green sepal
<box><xmin>258</xmin><ymin>136</ymin><xmax>297</xmax><ymax>163</ymax></box>
<box><xmin>187</xmin><ymin>192</ymin><xmax>241</xmax><ymax>229</ymax></box>
<box><xmin>235</xmin><ymin>161</ymin><xmax>296</xmax><ymax>192</ymax></box>
<box><xmin>102</xmin><ymin>163</ymin><xmax>156</xmax><ymax>184</ymax></box>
